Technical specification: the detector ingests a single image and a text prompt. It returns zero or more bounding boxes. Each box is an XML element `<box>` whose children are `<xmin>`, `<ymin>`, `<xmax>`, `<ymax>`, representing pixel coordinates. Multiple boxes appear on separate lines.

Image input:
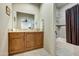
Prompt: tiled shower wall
<box><xmin>56</xmin><ymin>3</ymin><xmax>77</xmax><ymax>39</ymax></box>
<box><xmin>56</xmin><ymin>7</ymin><xmax>66</xmax><ymax>38</ymax></box>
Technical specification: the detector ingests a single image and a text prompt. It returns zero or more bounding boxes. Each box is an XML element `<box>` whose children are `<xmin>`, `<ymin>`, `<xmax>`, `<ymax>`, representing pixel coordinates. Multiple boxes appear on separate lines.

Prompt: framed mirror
<box><xmin>16</xmin><ymin>12</ymin><xmax>34</xmax><ymax>30</ymax></box>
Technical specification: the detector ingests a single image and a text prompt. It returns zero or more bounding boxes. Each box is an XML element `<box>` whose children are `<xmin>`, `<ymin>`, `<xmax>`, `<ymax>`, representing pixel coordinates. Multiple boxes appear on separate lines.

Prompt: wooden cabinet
<box><xmin>25</xmin><ymin>32</ymin><xmax>35</xmax><ymax>50</ymax></box>
<box><xmin>8</xmin><ymin>32</ymin><xmax>25</xmax><ymax>55</ymax></box>
<box><xmin>8</xmin><ymin>32</ymin><xmax>43</xmax><ymax>55</ymax></box>
<box><xmin>34</xmin><ymin>32</ymin><xmax>43</xmax><ymax>48</ymax></box>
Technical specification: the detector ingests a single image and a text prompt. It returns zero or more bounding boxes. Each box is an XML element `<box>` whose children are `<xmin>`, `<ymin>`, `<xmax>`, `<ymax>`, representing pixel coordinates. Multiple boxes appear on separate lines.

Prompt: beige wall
<box><xmin>0</xmin><ymin>3</ymin><xmax>12</xmax><ymax>56</ymax></box>
<box><xmin>40</xmin><ymin>3</ymin><xmax>56</xmax><ymax>55</ymax></box>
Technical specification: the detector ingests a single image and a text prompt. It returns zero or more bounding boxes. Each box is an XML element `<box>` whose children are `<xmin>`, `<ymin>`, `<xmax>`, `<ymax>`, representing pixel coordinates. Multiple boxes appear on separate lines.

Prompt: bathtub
<box><xmin>56</xmin><ymin>37</ymin><xmax>79</xmax><ymax>56</ymax></box>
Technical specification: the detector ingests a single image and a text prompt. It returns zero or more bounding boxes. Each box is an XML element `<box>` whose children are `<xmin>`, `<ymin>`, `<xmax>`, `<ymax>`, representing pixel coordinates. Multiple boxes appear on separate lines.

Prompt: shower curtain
<box><xmin>66</xmin><ymin>4</ymin><xmax>79</xmax><ymax>45</ymax></box>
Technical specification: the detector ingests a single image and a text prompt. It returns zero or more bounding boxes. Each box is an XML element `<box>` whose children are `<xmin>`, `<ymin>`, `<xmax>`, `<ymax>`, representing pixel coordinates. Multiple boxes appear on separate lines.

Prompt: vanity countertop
<box><xmin>8</xmin><ymin>29</ymin><xmax>43</xmax><ymax>32</ymax></box>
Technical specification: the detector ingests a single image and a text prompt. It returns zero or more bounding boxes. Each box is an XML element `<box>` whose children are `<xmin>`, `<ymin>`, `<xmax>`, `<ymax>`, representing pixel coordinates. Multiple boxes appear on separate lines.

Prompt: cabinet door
<box><xmin>25</xmin><ymin>32</ymin><xmax>35</xmax><ymax>50</ymax></box>
<box><xmin>9</xmin><ymin>32</ymin><xmax>25</xmax><ymax>55</ymax></box>
<box><xmin>9</xmin><ymin>38</ymin><xmax>25</xmax><ymax>54</ymax></box>
<box><xmin>34</xmin><ymin>32</ymin><xmax>43</xmax><ymax>48</ymax></box>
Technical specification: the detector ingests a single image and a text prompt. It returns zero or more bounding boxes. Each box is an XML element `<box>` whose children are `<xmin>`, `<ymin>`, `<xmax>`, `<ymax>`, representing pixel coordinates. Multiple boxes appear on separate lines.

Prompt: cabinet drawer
<box><xmin>8</xmin><ymin>32</ymin><xmax>24</xmax><ymax>39</ymax></box>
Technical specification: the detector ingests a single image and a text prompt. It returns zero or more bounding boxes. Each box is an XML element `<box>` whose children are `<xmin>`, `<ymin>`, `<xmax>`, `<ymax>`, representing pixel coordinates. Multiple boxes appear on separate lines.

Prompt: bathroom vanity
<box><xmin>8</xmin><ymin>31</ymin><xmax>43</xmax><ymax>55</ymax></box>
<box><xmin>8</xmin><ymin>11</ymin><xmax>44</xmax><ymax>55</ymax></box>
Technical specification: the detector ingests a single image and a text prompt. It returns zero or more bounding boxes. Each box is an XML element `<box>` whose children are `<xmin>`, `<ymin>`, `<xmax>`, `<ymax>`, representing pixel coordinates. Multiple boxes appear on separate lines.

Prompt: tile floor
<box><xmin>56</xmin><ymin>38</ymin><xmax>73</xmax><ymax>56</ymax></box>
<box><xmin>13</xmin><ymin>48</ymin><xmax>51</xmax><ymax>56</ymax></box>
<box><xmin>56</xmin><ymin>38</ymin><xmax>76</xmax><ymax>56</ymax></box>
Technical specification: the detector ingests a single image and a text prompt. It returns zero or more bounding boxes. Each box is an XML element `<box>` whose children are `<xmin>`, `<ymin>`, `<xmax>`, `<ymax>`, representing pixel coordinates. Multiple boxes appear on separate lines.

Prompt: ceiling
<box><xmin>55</xmin><ymin>3</ymin><xmax>68</xmax><ymax>8</ymax></box>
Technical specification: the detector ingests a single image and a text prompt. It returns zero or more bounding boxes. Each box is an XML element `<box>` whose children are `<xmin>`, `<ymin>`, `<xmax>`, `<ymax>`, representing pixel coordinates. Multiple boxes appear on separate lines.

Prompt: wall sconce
<box><xmin>6</xmin><ymin>6</ymin><xmax>10</xmax><ymax>16</ymax></box>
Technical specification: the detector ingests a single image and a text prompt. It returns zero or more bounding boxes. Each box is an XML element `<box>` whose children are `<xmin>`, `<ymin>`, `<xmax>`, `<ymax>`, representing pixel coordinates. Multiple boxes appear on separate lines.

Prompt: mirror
<box><xmin>16</xmin><ymin>12</ymin><xmax>34</xmax><ymax>30</ymax></box>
